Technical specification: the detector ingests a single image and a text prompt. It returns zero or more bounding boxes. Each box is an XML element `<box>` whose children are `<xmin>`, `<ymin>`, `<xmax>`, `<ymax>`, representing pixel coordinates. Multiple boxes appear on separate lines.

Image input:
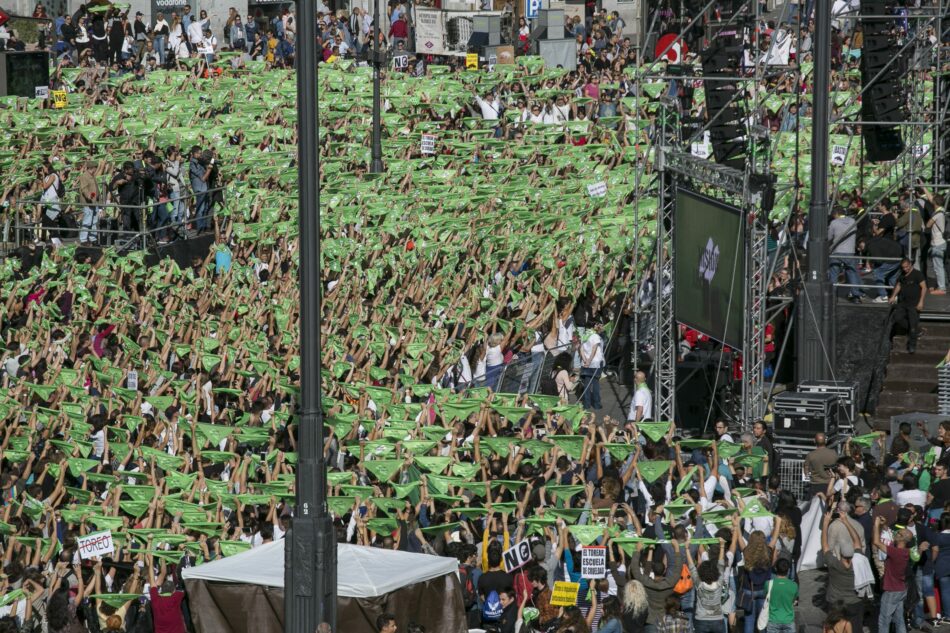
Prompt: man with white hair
<box><xmin>826</xmin><ymin>499</ymin><xmax>867</xmax><ymax>559</ymax></box>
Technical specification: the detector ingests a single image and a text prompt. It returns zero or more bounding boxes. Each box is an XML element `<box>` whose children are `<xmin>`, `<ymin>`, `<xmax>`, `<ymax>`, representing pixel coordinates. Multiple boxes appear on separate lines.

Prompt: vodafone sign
<box><xmin>655</xmin><ymin>33</ymin><xmax>688</xmax><ymax>63</ymax></box>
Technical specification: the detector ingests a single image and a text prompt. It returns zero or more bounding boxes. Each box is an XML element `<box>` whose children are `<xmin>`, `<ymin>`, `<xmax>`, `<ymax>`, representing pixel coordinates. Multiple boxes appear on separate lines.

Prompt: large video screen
<box><xmin>673</xmin><ymin>189</ymin><xmax>745</xmax><ymax>350</ymax></box>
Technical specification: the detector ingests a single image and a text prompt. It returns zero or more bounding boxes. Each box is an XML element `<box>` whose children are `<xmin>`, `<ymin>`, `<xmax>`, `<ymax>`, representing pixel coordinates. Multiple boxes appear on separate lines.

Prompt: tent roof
<box><xmin>181</xmin><ymin>541</ymin><xmax>458</xmax><ymax>598</ymax></box>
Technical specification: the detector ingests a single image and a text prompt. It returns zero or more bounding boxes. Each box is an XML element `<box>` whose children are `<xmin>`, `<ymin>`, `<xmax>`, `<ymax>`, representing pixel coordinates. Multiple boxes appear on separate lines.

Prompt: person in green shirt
<box><xmin>765</xmin><ymin>558</ymin><xmax>799</xmax><ymax>633</ymax></box>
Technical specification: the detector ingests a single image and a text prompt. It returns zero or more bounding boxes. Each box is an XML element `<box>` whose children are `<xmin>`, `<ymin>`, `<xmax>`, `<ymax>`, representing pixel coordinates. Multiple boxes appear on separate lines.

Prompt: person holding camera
<box><xmin>189</xmin><ymin>146</ymin><xmax>212</xmax><ymax>233</ymax></box>
<box><xmin>110</xmin><ymin>161</ymin><xmax>143</xmax><ymax>235</ymax></box>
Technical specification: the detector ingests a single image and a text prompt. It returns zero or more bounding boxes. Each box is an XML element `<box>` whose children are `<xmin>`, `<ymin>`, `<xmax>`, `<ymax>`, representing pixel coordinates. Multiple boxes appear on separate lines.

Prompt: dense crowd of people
<box><xmin>0</xmin><ymin>0</ymin><xmax>947</xmax><ymax>632</ymax></box>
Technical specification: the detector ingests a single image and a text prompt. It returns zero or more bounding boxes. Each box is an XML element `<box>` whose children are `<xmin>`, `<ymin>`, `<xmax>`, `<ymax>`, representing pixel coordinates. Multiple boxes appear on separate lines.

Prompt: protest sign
<box><xmin>581</xmin><ymin>545</ymin><xmax>606</xmax><ymax>578</ymax></box>
<box><xmin>503</xmin><ymin>539</ymin><xmax>531</xmax><ymax>572</ymax></box>
<box><xmin>587</xmin><ymin>182</ymin><xmax>607</xmax><ymax>197</ymax></box>
<box><xmin>78</xmin><ymin>531</ymin><xmax>114</xmax><ymax>560</ymax></box>
<box><xmin>421</xmin><ymin>134</ymin><xmax>437</xmax><ymax>155</ymax></box>
<box><xmin>831</xmin><ymin>144</ymin><xmax>848</xmax><ymax>166</ymax></box>
<box><xmin>550</xmin><ymin>581</ymin><xmax>580</xmax><ymax>606</ymax></box>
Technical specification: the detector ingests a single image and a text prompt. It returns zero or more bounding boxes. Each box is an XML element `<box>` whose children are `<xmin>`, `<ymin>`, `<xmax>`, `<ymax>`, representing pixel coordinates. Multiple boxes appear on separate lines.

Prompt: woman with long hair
<box><xmin>739</xmin><ymin>530</ymin><xmax>773</xmax><ymax>633</ymax></box>
<box><xmin>597</xmin><ymin>596</ymin><xmax>624</xmax><ymax>633</ymax></box>
<box><xmin>555</xmin><ymin>605</ymin><xmax>591</xmax><ymax>633</ymax></box>
<box><xmin>621</xmin><ymin>578</ymin><xmax>649</xmax><ymax>632</ymax></box>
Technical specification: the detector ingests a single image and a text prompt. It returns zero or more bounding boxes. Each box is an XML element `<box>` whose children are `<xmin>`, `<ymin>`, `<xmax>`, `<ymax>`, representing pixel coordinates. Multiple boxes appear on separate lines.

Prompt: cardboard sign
<box><xmin>420</xmin><ymin>134</ymin><xmax>437</xmax><ymax>155</ymax></box>
<box><xmin>466</xmin><ymin>53</ymin><xmax>479</xmax><ymax>70</ymax></box>
<box><xmin>35</xmin><ymin>86</ymin><xmax>49</xmax><ymax>100</ymax></box>
<box><xmin>392</xmin><ymin>54</ymin><xmax>409</xmax><ymax>70</ymax></box>
<box><xmin>503</xmin><ymin>539</ymin><xmax>532</xmax><ymax>572</ymax></box>
<box><xmin>78</xmin><ymin>531</ymin><xmax>114</xmax><ymax>560</ymax></box>
<box><xmin>550</xmin><ymin>581</ymin><xmax>580</xmax><ymax>606</ymax></box>
<box><xmin>831</xmin><ymin>144</ymin><xmax>848</xmax><ymax>166</ymax></box>
<box><xmin>52</xmin><ymin>90</ymin><xmax>68</xmax><ymax>109</ymax></box>
<box><xmin>587</xmin><ymin>182</ymin><xmax>607</xmax><ymax>197</ymax></box>
<box><xmin>581</xmin><ymin>545</ymin><xmax>607</xmax><ymax>578</ymax></box>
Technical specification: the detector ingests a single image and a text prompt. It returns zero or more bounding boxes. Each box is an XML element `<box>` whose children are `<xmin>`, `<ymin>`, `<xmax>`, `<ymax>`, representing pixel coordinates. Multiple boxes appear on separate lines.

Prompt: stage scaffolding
<box><xmin>635</xmin><ymin>0</ymin><xmax>945</xmax><ymax>430</ymax></box>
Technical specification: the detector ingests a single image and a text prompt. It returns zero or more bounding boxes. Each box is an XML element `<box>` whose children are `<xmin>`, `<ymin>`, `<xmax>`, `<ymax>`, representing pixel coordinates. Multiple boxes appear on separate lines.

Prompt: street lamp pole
<box><xmin>285</xmin><ymin>0</ymin><xmax>337</xmax><ymax>630</ymax></box>
<box><xmin>796</xmin><ymin>0</ymin><xmax>835</xmax><ymax>382</ymax></box>
<box><xmin>370</xmin><ymin>0</ymin><xmax>385</xmax><ymax>173</ymax></box>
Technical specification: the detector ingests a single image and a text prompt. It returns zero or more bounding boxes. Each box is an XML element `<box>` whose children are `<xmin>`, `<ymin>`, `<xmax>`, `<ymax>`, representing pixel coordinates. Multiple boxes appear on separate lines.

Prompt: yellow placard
<box><xmin>550</xmin><ymin>581</ymin><xmax>580</xmax><ymax>606</ymax></box>
<box><xmin>52</xmin><ymin>90</ymin><xmax>67</xmax><ymax>109</ymax></box>
<box><xmin>465</xmin><ymin>53</ymin><xmax>479</xmax><ymax>70</ymax></box>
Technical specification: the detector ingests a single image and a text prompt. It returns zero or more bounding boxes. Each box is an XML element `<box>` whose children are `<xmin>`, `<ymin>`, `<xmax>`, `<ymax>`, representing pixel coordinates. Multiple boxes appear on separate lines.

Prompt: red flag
<box><xmin>0</xmin><ymin>9</ymin><xmax>9</xmax><ymax>27</ymax></box>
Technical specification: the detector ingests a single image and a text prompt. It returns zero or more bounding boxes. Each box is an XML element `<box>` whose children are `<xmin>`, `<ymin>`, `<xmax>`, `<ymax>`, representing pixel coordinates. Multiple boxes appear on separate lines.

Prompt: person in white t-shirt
<box><xmin>474</xmin><ymin>91</ymin><xmax>501</xmax><ymax>120</ymax></box>
<box><xmin>577</xmin><ymin>327</ymin><xmax>604</xmax><ymax>410</ymax></box>
<box><xmin>483</xmin><ymin>333</ymin><xmax>505</xmax><ymax>391</ymax></box>
<box><xmin>627</xmin><ymin>370</ymin><xmax>652</xmax><ymax>426</ymax></box>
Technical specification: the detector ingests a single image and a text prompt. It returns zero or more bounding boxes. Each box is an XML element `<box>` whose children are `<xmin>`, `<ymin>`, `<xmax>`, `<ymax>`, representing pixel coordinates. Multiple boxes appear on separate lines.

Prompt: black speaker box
<box><xmin>0</xmin><ymin>51</ymin><xmax>50</xmax><ymax>98</ymax></box>
<box><xmin>864</xmin><ymin>126</ymin><xmax>905</xmax><ymax>162</ymax></box>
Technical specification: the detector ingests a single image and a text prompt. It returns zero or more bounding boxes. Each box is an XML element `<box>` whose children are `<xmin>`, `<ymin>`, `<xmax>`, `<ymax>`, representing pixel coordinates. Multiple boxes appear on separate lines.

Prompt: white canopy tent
<box><xmin>181</xmin><ymin>541</ymin><xmax>458</xmax><ymax>596</ymax></box>
<box><xmin>182</xmin><ymin>542</ymin><xmax>466</xmax><ymax>633</ymax></box>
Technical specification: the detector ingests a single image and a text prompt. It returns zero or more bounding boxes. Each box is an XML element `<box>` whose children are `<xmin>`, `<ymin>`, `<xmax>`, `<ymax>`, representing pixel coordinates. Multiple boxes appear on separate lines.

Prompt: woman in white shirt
<box><xmin>483</xmin><ymin>333</ymin><xmax>505</xmax><ymax>392</ymax></box>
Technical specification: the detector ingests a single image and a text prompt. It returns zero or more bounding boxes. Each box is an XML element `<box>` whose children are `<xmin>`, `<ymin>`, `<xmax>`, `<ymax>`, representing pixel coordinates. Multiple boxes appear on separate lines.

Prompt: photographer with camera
<box><xmin>109</xmin><ymin>161</ymin><xmax>144</xmax><ymax>237</ymax></box>
<box><xmin>189</xmin><ymin>146</ymin><xmax>213</xmax><ymax>233</ymax></box>
<box><xmin>135</xmin><ymin>150</ymin><xmax>170</xmax><ymax>242</ymax></box>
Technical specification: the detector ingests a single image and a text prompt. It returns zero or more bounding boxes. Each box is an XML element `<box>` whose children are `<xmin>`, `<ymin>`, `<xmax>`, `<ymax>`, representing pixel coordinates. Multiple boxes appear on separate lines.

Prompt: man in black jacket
<box><xmin>60</xmin><ymin>15</ymin><xmax>77</xmax><ymax>57</ymax></box>
<box><xmin>889</xmin><ymin>258</ymin><xmax>927</xmax><ymax>353</ymax></box>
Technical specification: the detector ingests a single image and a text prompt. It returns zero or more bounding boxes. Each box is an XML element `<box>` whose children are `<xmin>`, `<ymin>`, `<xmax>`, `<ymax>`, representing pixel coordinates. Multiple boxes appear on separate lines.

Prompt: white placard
<box><xmin>831</xmin><ymin>144</ymin><xmax>848</xmax><ymax>166</ymax></box>
<box><xmin>587</xmin><ymin>182</ymin><xmax>607</xmax><ymax>197</ymax></box>
<box><xmin>503</xmin><ymin>539</ymin><xmax>532</xmax><ymax>573</ymax></box>
<box><xmin>127</xmin><ymin>370</ymin><xmax>138</xmax><ymax>391</ymax></box>
<box><xmin>78</xmin><ymin>531</ymin><xmax>114</xmax><ymax>560</ymax></box>
<box><xmin>35</xmin><ymin>86</ymin><xmax>49</xmax><ymax>99</ymax></box>
<box><xmin>392</xmin><ymin>54</ymin><xmax>409</xmax><ymax>70</ymax></box>
<box><xmin>913</xmin><ymin>145</ymin><xmax>930</xmax><ymax>158</ymax></box>
<box><xmin>581</xmin><ymin>545</ymin><xmax>606</xmax><ymax>579</ymax></box>
<box><xmin>421</xmin><ymin>134</ymin><xmax>437</xmax><ymax>155</ymax></box>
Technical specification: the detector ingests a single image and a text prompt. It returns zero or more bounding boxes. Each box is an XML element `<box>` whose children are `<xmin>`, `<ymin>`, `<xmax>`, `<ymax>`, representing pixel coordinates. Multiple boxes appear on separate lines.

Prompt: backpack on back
<box><xmin>482</xmin><ymin>589</ymin><xmax>503</xmax><ymax>622</ymax></box>
<box><xmin>539</xmin><ymin>371</ymin><xmax>559</xmax><ymax>397</ymax></box>
<box><xmin>55</xmin><ymin>174</ymin><xmax>65</xmax><ymax>198</ymax></box>
<box><xmin>458</xmin><ymin>564</ymin><xmax>477</xmax><ymax>609</ymax></box>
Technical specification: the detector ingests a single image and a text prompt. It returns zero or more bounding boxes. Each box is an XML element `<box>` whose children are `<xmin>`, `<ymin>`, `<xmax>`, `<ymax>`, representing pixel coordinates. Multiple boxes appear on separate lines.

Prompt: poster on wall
<box><xmin>415</xmin><ymin>8</ymin><xmax>503</xmax><ymax>57</ymax></box>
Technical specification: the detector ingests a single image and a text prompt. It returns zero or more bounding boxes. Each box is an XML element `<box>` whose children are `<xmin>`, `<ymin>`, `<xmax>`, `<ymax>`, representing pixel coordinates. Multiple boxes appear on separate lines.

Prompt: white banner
<box><xmin>414</xmin><ymin>9</ymin><xmax>502</xmax><ymax>57</ymax></box>
<box><xmin>78</xmin><ymin>531</ymin><xmax>115</xmax><ymax>560</ymax></box>
<box><xmin>587</xmin><ymin>182</ymin><xmax>608</xmax><ymax>197</ymax></box>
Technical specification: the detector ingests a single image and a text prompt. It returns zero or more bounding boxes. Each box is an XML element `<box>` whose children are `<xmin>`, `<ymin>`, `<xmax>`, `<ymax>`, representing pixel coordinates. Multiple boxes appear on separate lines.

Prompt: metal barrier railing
<box><xmin>829</xmin><ymin>254</ymin><xmax>905</xmax><ymax>294</ymax></box>
<box><xmin>7</xmin><ymin>184</ymin><xmax>228</xmax><ymax>252</ymax></box>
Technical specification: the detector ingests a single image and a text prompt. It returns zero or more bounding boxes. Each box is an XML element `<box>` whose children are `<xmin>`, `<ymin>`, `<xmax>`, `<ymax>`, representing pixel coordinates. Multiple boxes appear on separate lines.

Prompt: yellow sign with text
<box><xmin>550</xmin><ymin>581</ymin><xmax>580</xmax><ymax>606</ymax></box>
<box><xmin>52</xmin><ymin>90</ymin><xmax>68</xmax><ymax>109</ymax></box>
<box><xmin>465</xmin><ymin>53</ymin><xmax>479</xmax><ymax>70</ymax></box>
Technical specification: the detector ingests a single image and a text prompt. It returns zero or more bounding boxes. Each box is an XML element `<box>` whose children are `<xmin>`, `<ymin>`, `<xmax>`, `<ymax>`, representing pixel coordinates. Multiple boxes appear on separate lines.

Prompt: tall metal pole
<box><xmin>370</xmin><ymin>0</ymin><xmax>385</xmax><ymax>173</ymax></box>
<box><xmin>796</xmin><ymin>0</ymin><xmax>834</xmax><ymax>382</ymax></box>
<box><xmin>286</xmin><ymin>0</ymin><xmax>337</xmax><ymax>629</ymax></box>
